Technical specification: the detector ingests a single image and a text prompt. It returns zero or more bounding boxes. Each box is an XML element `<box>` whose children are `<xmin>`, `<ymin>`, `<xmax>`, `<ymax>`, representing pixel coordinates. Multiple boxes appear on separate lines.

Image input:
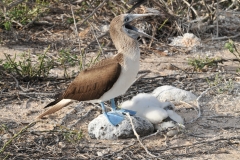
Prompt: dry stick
<box><xmin>182</xmin><ymin>0</ymin><xmax>199</xmax><ymax>17</ymax></box>
<box><xmin>101</xmin><ymin>141</ymin><xmax>137</xmax><ymax>158</ymax></box>
<box><xmin>132</xmin><ymin>72</ymin><xmax>149</xmax><ymax>85</ymax></box>
<box><xmin>6</xmin><ymin>0</ymin><xmax>24</xmax><ymax>10</ymax></box>
<box><xmin>23</xmin><ymin>15</ymin><xmax>39</xmax><ymax>29</ymax></box>
<box><xmin>157</xmin><ymin>135</ymin><xmax>240</xmax><ymax>152</ymax></box>
<box><xmin>170</xmin><ymin>64</ymin><xmax>188</xmax><ymax>74</ymax></box>
<box><xmin>210</xmin><ymin>33</ymin><xmax>240</xmax><ymax>41</ymax></box>
<box><xmin>0</xmin><ymin>121</ymin><xmax>37</xmax><ymax>154</ymax></box>
<box><xmin>2</xmin><ymin>71</ymin><xmax>19</xmax><ymax>89</ymax></box>
<box><xmin>70</xmin><ymin>108</ymin><xmax>95</xmax><ymax>128</ymax></box>
<box><xmin>216</xmin><ymin>0</ymin><xmax>219</xmax><ymax>37</ymax></box>
<box><xmin>188</xmin><ymin>85</ymin><xmax>221</xmax><ymax>123</ymax></box>
<box><xmin>142</xmin><ymin>129</ymin><xmax>161</xmax><ymax>141</ymax></box>
<box><xmin>125</xmin><ymin>113</ymin><xmax>156</xmax><ymax>158</ymax></box>
<box><xmin>19</xmin><ymin>92</ymin><xmax>57</xmax><ymax>97</ymax></box>
<box><xmin>83</xmin><ymin>32</ymin><xmax>109</xmax><ymax>51</ymax></box>
<box><xmin>70</xmin><ymin>5</ymin><xmax>84</xmax><ymax>69</ymax></box>
<box><xmin>78</xmin><ymin>0</ymin><xmax>107</xmax><ymax>27</ymax></box>
<box><xmin>89</xmin><ymin>22</ymin><xmax>104</xmax><ymax>57</ymax></box>
<box><xmin>226</xmin><ymin>0</ymin><xmax>237</xmax><ymax>10</ymax></box>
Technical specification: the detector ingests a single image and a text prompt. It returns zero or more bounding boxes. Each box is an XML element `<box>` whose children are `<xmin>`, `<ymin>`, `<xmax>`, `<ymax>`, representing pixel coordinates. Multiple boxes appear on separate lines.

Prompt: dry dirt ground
<box><xmin>0</xmin><ymin>37</ymin><xmax>240</xmax><ymax>159</ymax></box>
<box><xmin>0</xmin><ymin>3</ymin><xmax>240</xmax><ymax>158</ymax></box>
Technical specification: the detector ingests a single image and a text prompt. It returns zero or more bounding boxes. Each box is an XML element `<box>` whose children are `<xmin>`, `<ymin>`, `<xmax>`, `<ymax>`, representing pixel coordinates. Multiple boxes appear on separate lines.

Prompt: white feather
<box><xmin>94</xmin><ymin>47</ymin><xmax>140</xmax><ymax>103</ymax></box>
<box><xmin>166</xmin><ymin>110</ymin><xmax>184</xmax><ymax>124</ymax></box>
<box><xmin>121</xmin><ymin>93</ymin><xmax>182</xmax><ymax>124</ymax></box>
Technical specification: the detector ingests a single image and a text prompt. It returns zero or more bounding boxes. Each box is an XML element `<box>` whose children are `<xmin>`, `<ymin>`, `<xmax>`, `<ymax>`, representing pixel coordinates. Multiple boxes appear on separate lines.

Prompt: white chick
<box><xmin>121</xmin><ymin>93</ymin><xmax>184</xmax><ymax>131</ymax></box>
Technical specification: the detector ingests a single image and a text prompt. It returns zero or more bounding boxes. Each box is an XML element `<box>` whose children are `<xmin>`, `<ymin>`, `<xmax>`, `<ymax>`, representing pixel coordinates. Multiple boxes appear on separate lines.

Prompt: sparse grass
<box><xmin>0</xmin><ymin>46</ymin><xmax>54</xmax><ymax>79</ymax></box>
<box><xmin>0</xmin><ymin>0</ymin><xmax>50</xmax><ymax>30</ymax></box>
<box><xmin>206</xmin><ymin>73</ymin><xmax>234</xmax><ymax>94</ymax></box>
<box><xmin>0</xmin><ymin>46</ymin><xmax>102</xmax><ymax>80</ymax></box>
<box><xmin>225</xmin><ymin>39</ymin><xmax>240</xmax><ymax>72</ymax></box>
<box><xmin>0</xmin><ymin>124</ymin><xmax>7</xmax><ymax>134</ymax></box>
<box><xmin>0</xmin><ymin>121</ymin><xmax>37</xmax><ymax>155</ymax></box>
<box><xmin>57</xmin><ymin>49</ymin><xmax>81</xmax><ymax>78</ymax></box>
<box><xmin>188</xmin><ymin>57</ymin><xmax>219</xmax><ymax>71</ymax></box>
<box><xmin>59</xmin><ymin>126</ymin><xmax>83</xmax><ymax>144</ymax></box>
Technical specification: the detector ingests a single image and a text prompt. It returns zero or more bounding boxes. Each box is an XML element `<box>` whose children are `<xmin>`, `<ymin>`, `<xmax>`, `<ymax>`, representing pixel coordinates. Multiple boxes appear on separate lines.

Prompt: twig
<box><xmin>2</xmin><ymin>71</ymin><xmax>19</xmax><ymax>89</ymax></box>
<box><xmin>216</xmin><ymin>0</ymin><xmax>219</xmax><ymax>37</ymax></box>
<box><xmin>126</xmin><ymin>113</ymin><xmax>156</xmax><ymax>157</ymax></box>
<box><xmin>180</xmin><ymin>100</ymin><xmax>196</xmax><ymax>108</ymax></box>
<box><xmin>70</xmin><ymin>5</ymin><xmax>84</xmax><ymax>70</ymax></box>
<box><xmin>188</xmin><ymin>84</ymin><xmax>222</xmax><ymax>123</ymax></box>
<box><xmin>182</xmin><ymin>0</ymin><xmax>199</xmax><ymax>18</ymax></box>
<box><xmin>83</xmin><ymin>32</ymin><xmax>109</xmax><ymax>50</ymax></box>
<box><xmin>100</xmin><ymin>141</ymin><xmax>137</xmax><ymax>158</ymax></box>
<box><xmin>6</xmin><ymin>0</ymin><xmax>24</xmax><ymax>10</ymax></box>
<box><xmin>170</xmin><ymin>64</ymin><xmax>188</xmax><ymax>74</ymax></box>
<box><xmin>209</xmin><ymin>33</ymin><xmax>240</xmax><ymax>41</ymax></box>
<box><xmin>77</xmin><ymin>0</ymin><xmax>107</xmax><ymax>27</ymax></box>
<box><xmin>156</xmin><ymin>135</ymin><xmax>240</xmax><ymax>152</ymax></box>
<box><xmin>132</xmin><ymin>72</ymin><xmax>149</xmax><ymax>85</ymax></box>
<box><xmin>70</xmin><ymin>108</ymin><xmax>95</xmax><ymax>128</ymax></box>
<box><xmin>89</xmin><ymin>22</ymin><xmax>104</xmax><ymax>57</ymax></box>
<box><xmin>0</xmin><ymin>121</ymin><xmax>37</xmax><ymax>154</ymax></box>
<box><xmin>142</xmin><ymin>129</ymin><xmax>161</xmax><ymax>140</ymax></box>
<box><xmin>23</xmin><ymin>15</ymin><xmax>39</xmax><ymax>29</ymax></box>
<box><xmin>18</xmin><ymin>92</ymin><xmax>57</xmax><ymax>97</ymax></box>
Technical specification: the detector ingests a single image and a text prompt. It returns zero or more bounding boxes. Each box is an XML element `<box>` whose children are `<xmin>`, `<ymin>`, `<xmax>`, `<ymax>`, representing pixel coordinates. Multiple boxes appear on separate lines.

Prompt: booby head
<box><xmin>110</xmin><ymin>14</ymin><xmax>156</xmax><ymax>51</ymax></box>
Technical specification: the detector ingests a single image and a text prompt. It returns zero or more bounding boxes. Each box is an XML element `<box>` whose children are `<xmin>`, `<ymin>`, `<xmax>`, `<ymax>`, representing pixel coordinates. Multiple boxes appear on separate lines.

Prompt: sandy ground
<box><xmin>0</xmin><ymin>40</ymin><xmax>240</xmax><ymax>159</ymax></box>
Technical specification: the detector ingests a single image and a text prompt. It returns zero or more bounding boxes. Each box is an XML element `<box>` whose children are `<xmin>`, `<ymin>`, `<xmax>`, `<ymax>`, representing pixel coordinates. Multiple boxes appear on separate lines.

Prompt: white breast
<box><xmin>98</xmin><ymin>49</ymin><xmax>140</xmax><ymax>102</ymax></box>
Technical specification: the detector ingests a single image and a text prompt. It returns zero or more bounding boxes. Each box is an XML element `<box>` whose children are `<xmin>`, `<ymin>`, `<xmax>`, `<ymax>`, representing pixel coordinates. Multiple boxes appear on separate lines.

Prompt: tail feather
<box><xmin>37</xmin><ymin>99</ymin><xmax>73</xmax><ymax>119</ymax></box>
<box><xmin>44</xmin><ymin>94</ymin><xmax>64</xmax><ymax>108</ymax></box>
<box><xmin>44</xmin><ymin>98</ymin><xmax>63</xmax><ymax>108</ymax></box>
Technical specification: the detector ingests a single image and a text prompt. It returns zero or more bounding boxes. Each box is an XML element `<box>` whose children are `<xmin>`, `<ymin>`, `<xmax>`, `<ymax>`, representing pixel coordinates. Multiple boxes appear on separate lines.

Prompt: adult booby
<box><xmin>37</xmin><ymin>13</ymin><xmax>156</xmax><ymax>126</ymax></box>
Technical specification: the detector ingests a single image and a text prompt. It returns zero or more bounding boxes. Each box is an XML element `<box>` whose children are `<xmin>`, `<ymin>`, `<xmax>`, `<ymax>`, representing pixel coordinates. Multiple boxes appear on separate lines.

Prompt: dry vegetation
<box><xmin>0</xmin><ymin>0</ymin><xmax>240</xmax><ymax>159</ymax></box>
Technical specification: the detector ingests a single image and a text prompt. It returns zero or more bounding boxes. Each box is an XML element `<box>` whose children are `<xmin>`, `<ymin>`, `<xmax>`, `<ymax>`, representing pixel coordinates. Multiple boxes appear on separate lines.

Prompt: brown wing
<box><xmin>44</xmin><ymin>54</ymin><xmax>123</xmax><ymax>108</ymax></box>
<box><xmin>62</xmin><ymin>62</ymin><xmax>121</xmax><ymax>101</ymax></box>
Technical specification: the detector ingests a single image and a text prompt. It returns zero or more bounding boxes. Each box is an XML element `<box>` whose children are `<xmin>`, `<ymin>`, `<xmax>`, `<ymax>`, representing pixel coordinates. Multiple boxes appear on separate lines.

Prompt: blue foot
<box><xmin>100</xmin><ymin>102</ymin><xmax>124</xmax><ymax>126</ymax></box>
<box><xmin>110</xmin><ymin>99</ymin><xmax>136</xmax><ymax>115</ymax></box>
<box><xmin>103</xmin><ymin>112</ymin><xmax>124</xmax><ymax>126</ymax></box>
<box><xmin>100</xmin><ymin>100</ymin><xmax>137</xmax><ymax>126</ymax></box>
<box><xmin>110</xmin><ymin>99</ymin><xmax>117</xmax><ymax>111</ymax></box>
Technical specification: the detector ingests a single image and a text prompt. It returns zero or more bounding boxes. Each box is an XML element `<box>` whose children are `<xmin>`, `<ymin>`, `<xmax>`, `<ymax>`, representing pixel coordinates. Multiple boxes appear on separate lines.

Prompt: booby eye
<box><xmin>124</xmin><ymin>17</ymin><xmax>129</xmax><ymax>22</ymax></box>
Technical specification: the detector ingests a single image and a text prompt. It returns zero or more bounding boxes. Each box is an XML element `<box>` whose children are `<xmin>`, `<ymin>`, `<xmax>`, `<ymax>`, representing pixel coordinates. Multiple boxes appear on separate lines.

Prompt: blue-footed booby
<box><xmin>37</xmin><ymin>13</ymin><xmax>156</xmax><ymax>126</ymax></box>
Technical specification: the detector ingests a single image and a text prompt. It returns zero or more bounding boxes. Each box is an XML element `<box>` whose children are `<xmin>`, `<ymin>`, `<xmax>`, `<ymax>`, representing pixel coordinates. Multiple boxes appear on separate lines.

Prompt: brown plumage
<box><xmin>38</xmin><ymin>54</ymin><xmax>123</xmax><ymax>118</ymax></box>
<box><xmin>46</xmin><ymin>54</ymin><xmax>123</xmax><ymax>108</ymax></box>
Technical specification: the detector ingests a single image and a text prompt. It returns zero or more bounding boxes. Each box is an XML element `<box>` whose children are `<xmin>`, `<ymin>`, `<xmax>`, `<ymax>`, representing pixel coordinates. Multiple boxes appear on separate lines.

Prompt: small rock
<box><xmin>166</xmin><ymin>129</ymin><xmax>179</xmax><ymax>137</ymax></box>
<box><xmin>154</xmin><ymin>121</ymin><xmax>182</xmax><ymax>137</ymax></box>
<box><xmin>58</xmin><ymin>142</ymin><xmax>66</xmax><ymax>148</ymax></box>
<box><xmin>97</xmin><ymin>152</ymin><xmax>103</xmax><ymax>156</ymax></box>
<box><xmin>154</xmin><ymin>121</ymin><xmax>175</xmax><ymax>131</ymax></box>
<box><xmin>88</xmin><ymin>114</ymin><xmax>154</xmax><ymax>140</ymax></box>
<box><xmin>169</xmin><ymin>33</ymin><xmax>201</xmax><ymax>50</ymax></box>
<box><xmin>152</xmin><ymin>85</ymin><xmax>197</xmax><ymax>102</ymax></box>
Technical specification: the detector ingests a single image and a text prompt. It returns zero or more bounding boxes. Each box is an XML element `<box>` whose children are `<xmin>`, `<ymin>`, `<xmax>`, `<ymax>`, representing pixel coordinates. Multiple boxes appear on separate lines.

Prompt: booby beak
<box><xmin>123</xmin><ymin>13</ymin><xmax>157</xmax><ymax>40</ymax></box>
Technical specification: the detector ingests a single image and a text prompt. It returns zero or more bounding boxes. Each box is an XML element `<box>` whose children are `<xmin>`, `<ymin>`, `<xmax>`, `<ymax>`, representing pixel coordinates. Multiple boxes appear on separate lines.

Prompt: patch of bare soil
<box><xmin>1</xmin><ymin>39</ymin><xmax>240</xmax><ymax>159</ymax></box>
<box><xmin>1</xmin><ymin>1</ymin><xmax>240</xmax><ymax>159</ymax></box>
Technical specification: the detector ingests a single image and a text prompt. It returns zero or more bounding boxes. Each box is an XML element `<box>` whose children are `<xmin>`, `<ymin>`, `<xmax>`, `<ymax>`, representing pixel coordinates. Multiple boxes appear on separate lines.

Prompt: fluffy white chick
<box><xmin>121</xmin><ymin>93</ymin><xmax>183</xmax><ymax>125</ymax></box>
